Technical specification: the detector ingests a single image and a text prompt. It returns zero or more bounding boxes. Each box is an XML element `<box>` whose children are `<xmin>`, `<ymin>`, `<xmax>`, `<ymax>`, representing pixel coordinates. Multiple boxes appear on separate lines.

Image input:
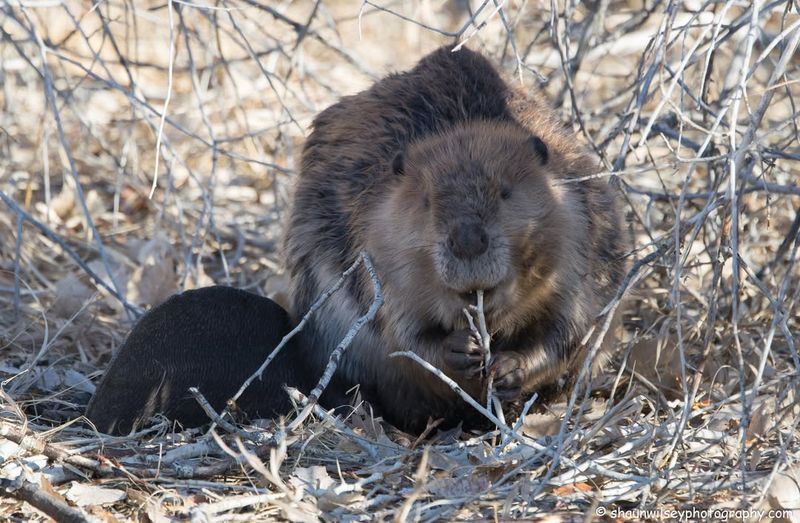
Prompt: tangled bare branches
<box><xmin>1</xmin><ymin>0</ymin><xmax>798</xmax><ymax>520</ymax></box>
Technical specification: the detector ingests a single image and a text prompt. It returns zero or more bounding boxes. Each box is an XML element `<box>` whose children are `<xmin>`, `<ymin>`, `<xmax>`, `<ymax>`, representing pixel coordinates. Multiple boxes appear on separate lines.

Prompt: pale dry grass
<box><xmin>1</xmin><ymin>0</ymin><xmax>799</xmax><ymax>521</ymax></box>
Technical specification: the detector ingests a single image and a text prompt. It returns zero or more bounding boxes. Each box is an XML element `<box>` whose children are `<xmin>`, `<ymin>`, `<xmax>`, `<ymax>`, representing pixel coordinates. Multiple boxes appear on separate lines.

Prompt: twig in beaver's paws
<box><xmin>463</xmin><ymin>289</ymin><xmax>506</xmax><ymax>426</ymax></box>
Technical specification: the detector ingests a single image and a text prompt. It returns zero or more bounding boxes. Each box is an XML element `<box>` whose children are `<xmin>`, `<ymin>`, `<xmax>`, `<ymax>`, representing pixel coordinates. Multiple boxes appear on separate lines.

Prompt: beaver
<box><xmin>86</xmin><ymin>45</ymin><xmax>627</xmax><ymax>435</ymax></box>
<box><xmin>284</xmin><ymin>45</ymin><xmax>627</xmax><ymax>433</ymax></box>
<box><xmin>85</xmin><ymin>287</ymin><xmax>309</xmax><ymax>435</ymax></box>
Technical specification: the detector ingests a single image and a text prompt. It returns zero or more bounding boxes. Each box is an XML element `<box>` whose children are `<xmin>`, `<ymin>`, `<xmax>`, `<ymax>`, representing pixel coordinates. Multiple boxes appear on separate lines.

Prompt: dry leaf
<box><xmin>221</xmin><ymin>185</ymin><xmax>258</xmax><ymax>202</ymax></box>
<box><xmin>50</xmin><ymin>188</ymin><xmax>75</xmax><ymax>220</ymax></box>
<box><xmin>127</xmin><ymin>236</ymin><xmax>177</xmax><ymax>307</ymax></box>
<box><xmin>38</xmin><ymin>475</ymin><xmax>66</xmax><ymax>503</ymax></box>
<box><xmin>289</xmin><ymin>466</ymin><xmax>335</xmax><ymax>494</ymax></box>
<box><xmin>51</xmin><ymin>273</ymin><xmax>94</xmax><ymax>318</ymax></box>
<box><xmin>628</xmin><ymin>335</ymin><xmax>683</xmax><ymax>398</ymax></box>
<box><xmin>65</xmin><ymin>482</ymin><xmax>126</xmax><ymax>506</ymax></box>
<box><xmin>746</xmin><ymin>399</ymin><xmax>775</xmax><ymax>444</ymax></box>
<box><xmin>183</xmin><ymin>261</ymin><xmax>214</xmax><ymax>290</ymax></box>
<box><xmin>85</xmin><ymin>506</ymin><xmax>119</xmax><ymax>523</ymax></box>
<box><xmin>520</xmin><ymin>412</ymin><xmax>561</xmax><ymax>438</ymax></box>
<box><xmin>767</xmin><ymin>467</ymin><xmax>800</xmax><ymax>522</ymax></box>
<box><xmin>427</xmin><ymin>450</ymin><xmax>464</xmax><ymax>472</ymax></box>
<box><xmin>87</xmin><ymin>259</ymin><xmax>129</xmax><ymax>314</ymax></box>
<box><xmin>85</xmin><ymin>190</ymin><xmax>105</xmax><ymax>218</ymax></box>
<box><xmin>426</xmin><ymin>474</ymin><xmax>491</xmax><ymax>498</ymax></box>
<box><xmin>39</xmin><ymin>368</ymin><xmax>95</xmax><ymax>394</ymax></box>
<box><xmin>552</xmin><ymin>482</ymin><xmax>594</xmax><ymax>496</ymax></box>
<box><xmin>145</xmin><ymin>500</ymin><xmax>171</xmax><ymax>523</ymax></box>
<box><xmin>119</xmin><ymin>185</ymin><xmax>146</xmax><ymax>214</ymax></box>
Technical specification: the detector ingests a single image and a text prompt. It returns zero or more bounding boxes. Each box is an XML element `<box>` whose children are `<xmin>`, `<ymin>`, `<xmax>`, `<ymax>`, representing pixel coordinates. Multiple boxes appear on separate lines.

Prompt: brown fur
<box><xmin>285</xmin><ymin>45</ymin><xmax>628</xmax><ymax>433</ymax></box>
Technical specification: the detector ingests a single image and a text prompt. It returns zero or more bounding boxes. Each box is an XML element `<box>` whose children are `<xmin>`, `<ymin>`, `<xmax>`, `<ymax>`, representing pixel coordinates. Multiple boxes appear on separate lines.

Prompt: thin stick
<box><xmin>390</xmin><ymin>351</ymin><xmax>508</xmax><ymax>432</ymax></box>
<box><xmin>150</xmin><ymin>0</ymin><xmax>176</xmax><ymax>199</ymax></box>
<box><xmin>189</xmin><ymin>387</ymin><xmax>271</xmax><ymax>444</ymax></box>
<box><xmin>282</xmin><ymin>253</ymin><xmax>383</xmax><ymax>435</ymax></box>
<box><xmin>0</xmin><ymin>479</ymin><xmax>92</xmax><ymax>523</ymax></box>
<box><xmin>228</xmin><ymin>251</ymin><xmax>373</xmax><ymax>407</ymax></box>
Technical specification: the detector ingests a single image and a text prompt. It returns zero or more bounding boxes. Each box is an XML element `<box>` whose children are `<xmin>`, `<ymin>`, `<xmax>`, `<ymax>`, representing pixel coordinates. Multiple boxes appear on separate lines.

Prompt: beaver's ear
<box><xmin>391</xmin><ymin>151</ymin><xmax>405</xmax><ymax>175</ymax></box>
<box><xmin>528</xmin><ymin>135</ymin><xmax>548</xmax><ymax>165</ymax></box>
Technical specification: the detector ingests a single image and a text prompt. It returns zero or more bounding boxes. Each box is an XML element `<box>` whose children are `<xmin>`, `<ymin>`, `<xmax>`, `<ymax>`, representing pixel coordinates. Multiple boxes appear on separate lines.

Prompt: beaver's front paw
<box><xmin>490</xmin><ymin>352</ymin><xmax>525</xmax><ymax>402</ymax></box>
<box><xmin>443</xmin><ymin>329</ymin><xmax>485</xmax><ymax>381</ymax></box>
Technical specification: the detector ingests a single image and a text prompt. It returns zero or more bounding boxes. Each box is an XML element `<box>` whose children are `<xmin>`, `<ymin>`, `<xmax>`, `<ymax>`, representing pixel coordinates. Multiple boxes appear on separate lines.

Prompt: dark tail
<box><xmin>85</xmin><ymin>286</ymin><xmax>308</xmax><ymax>435</ymax></box>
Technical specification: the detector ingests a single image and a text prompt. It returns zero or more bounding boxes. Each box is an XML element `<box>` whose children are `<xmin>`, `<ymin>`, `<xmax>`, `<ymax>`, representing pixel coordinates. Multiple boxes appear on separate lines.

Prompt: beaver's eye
<box><xmin>500</xmin><ymin>185</ymin><xmax>512</xmax><ymax>200</ymax></box>
<box><xmin>422</xmin><ymin>194</ymin><xmax>430</xmax><ymax>209</ymax></box>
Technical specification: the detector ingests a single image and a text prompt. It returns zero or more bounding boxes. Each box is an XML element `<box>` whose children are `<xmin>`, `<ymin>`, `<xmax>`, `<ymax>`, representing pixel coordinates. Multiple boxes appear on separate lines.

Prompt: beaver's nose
<box><xmin>447</xmin><ymin>222</ymin><xmax>489</xmax><ymax>259</ymax></box>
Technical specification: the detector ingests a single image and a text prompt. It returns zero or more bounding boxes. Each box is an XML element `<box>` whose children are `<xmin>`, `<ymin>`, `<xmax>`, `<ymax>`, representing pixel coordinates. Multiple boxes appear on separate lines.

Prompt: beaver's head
<box><xmin>387</xmin><ymin>121</ymin><xmax>568</xmax><ymax>317</ymax></box>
